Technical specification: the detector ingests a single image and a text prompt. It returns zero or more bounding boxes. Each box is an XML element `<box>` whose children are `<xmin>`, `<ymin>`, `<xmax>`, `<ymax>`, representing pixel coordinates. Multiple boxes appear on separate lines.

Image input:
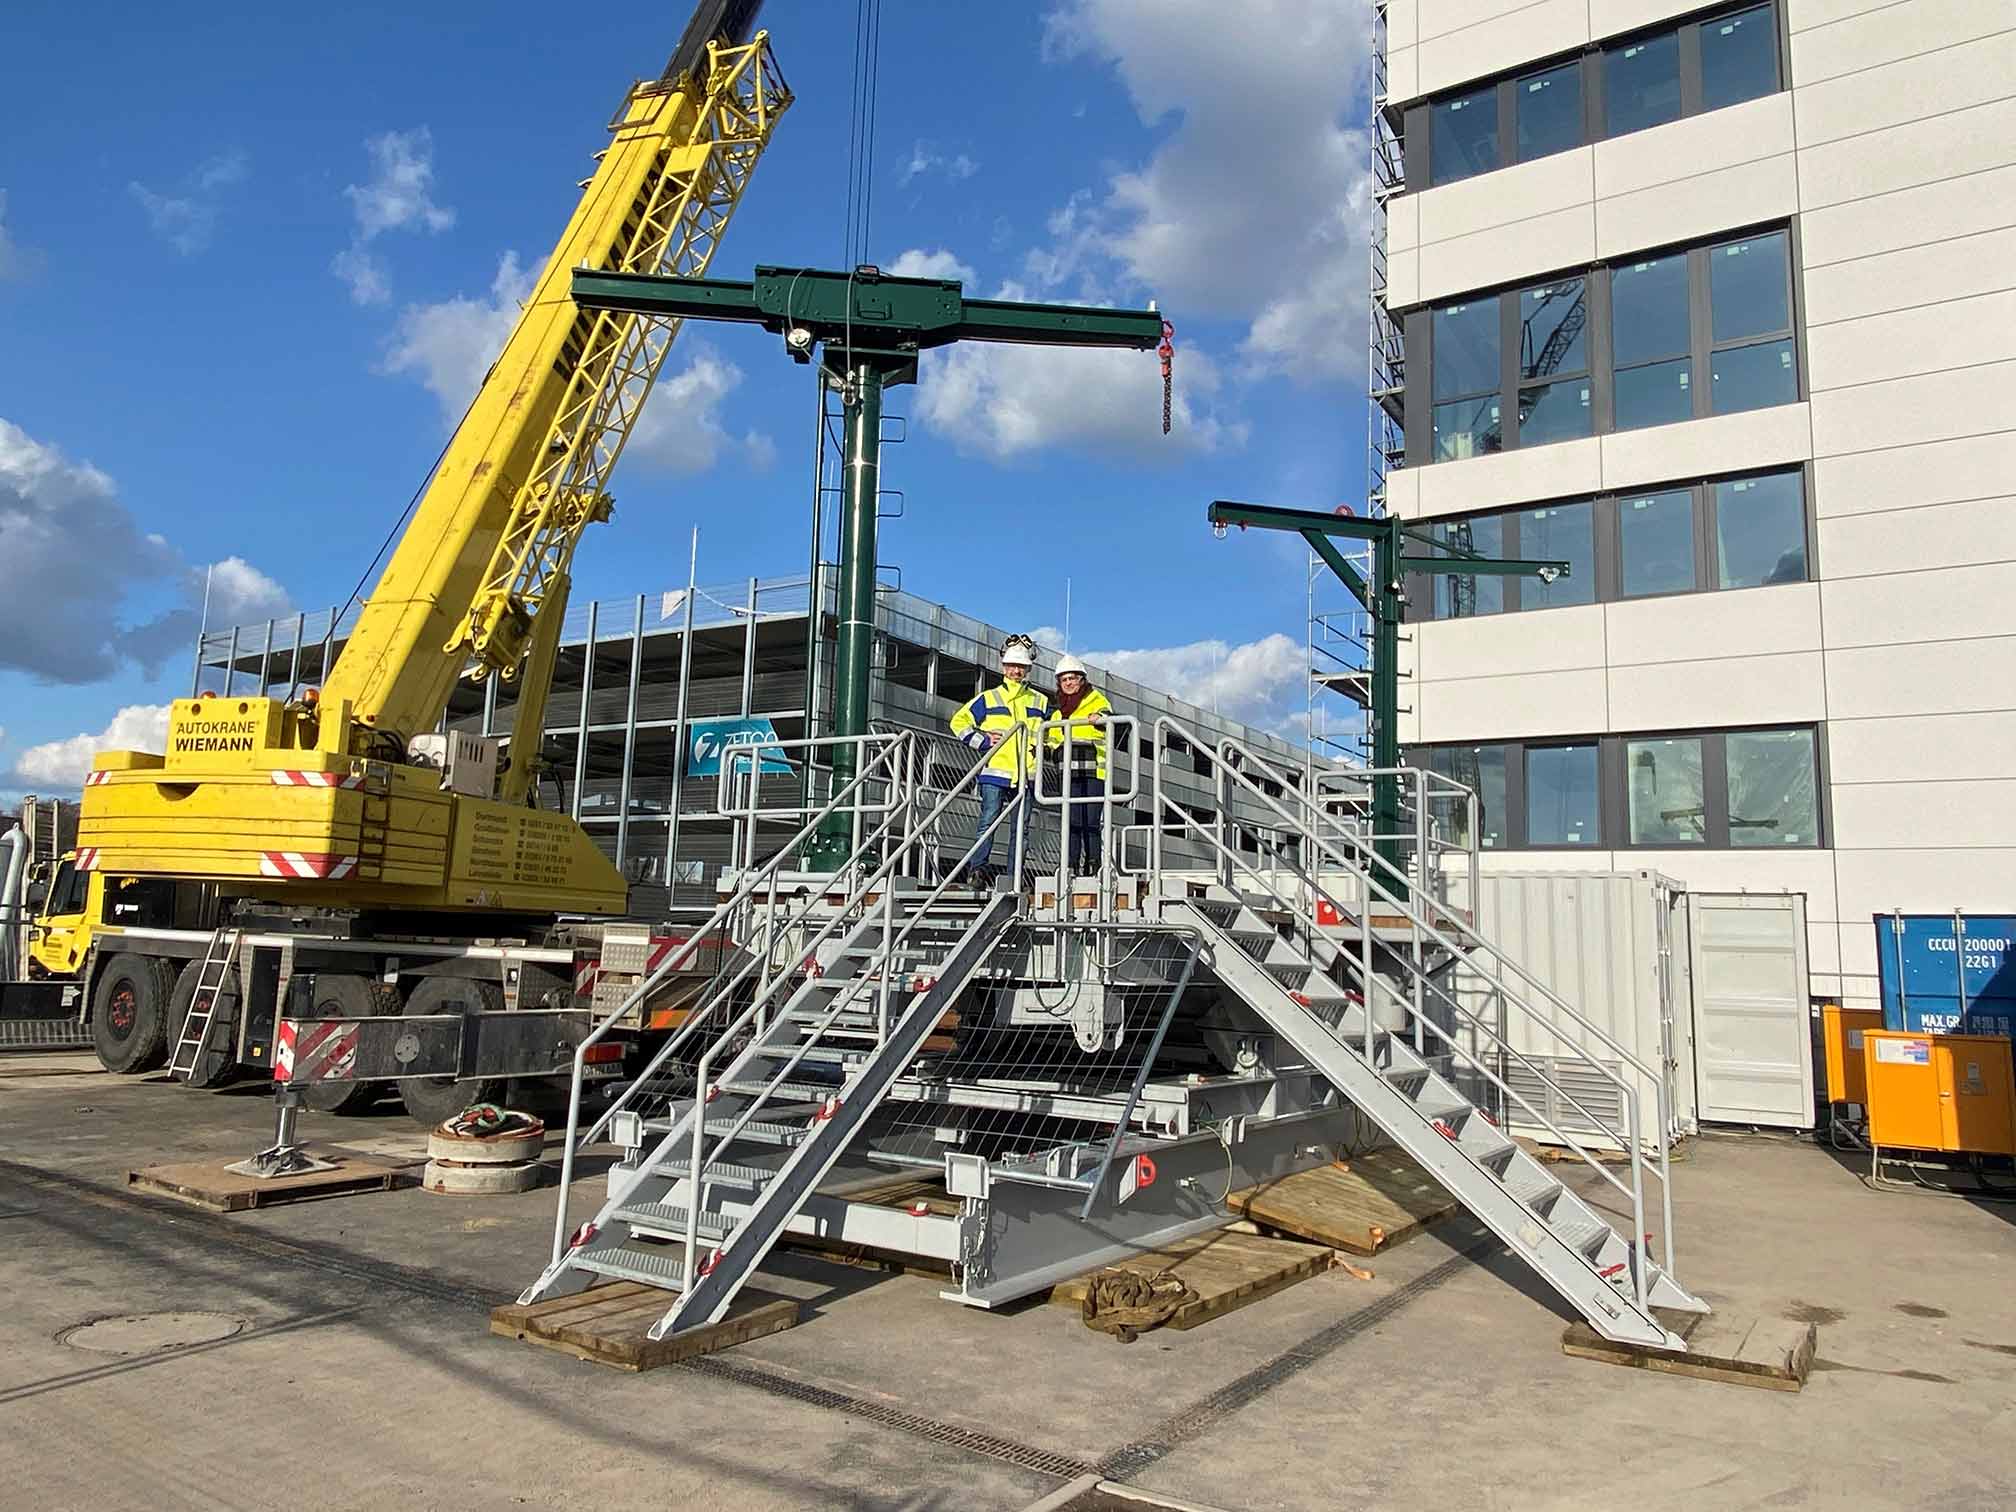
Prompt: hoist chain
<box><xmin>1158</xmin><ymin>319</ymin><xmax>1175</xmax><ymax>435</ymax></box>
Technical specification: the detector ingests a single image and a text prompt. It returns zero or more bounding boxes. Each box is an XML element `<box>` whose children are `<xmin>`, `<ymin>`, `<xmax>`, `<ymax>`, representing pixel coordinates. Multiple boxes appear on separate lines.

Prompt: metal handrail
<box><xmin>1197</xmin><ymin>724</ymin><xmax>1676</xmax><ymax>1292</ymax></box>
<box><xmin>666</xmin><ymin>737</ymin><xmax>1023</xmax><ymax>1286</ymax></box>
<box><xmin>545</xmin><ymin>729</ymin><xmax>915</xmax><ymax>1267</ymax></box>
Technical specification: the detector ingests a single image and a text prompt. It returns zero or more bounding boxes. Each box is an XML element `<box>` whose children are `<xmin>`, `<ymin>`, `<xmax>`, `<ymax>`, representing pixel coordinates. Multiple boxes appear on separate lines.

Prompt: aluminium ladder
<box><xmin>168</xmin><ymin>924</ymin><xmax>240</xmax><ymax>1082</ymax></box>
<box><xmin>520</xmin><ymin>888</ymin><xmax>1018</xmax><ymax>1341</ymax></box>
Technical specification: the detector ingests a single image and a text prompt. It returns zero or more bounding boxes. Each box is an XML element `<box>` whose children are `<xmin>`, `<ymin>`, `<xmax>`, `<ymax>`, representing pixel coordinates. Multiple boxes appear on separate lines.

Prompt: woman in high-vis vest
<box><xmin>1047</xmin><ymin>654</ymin><xmax>1111</xmax><ymax>874</ymax></box>
<box><xmin>948</xmin><ymin>634</ymin><xmax>1049</xmax><ymax>888</ymax></box>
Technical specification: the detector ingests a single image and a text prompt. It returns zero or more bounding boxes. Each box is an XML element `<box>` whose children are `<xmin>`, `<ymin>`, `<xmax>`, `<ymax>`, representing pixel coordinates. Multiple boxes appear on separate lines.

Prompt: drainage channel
<box><xmin>0</xmin><ymin>1156</ymin><xmax>1496</xmax><ymax>1485</ymax></box>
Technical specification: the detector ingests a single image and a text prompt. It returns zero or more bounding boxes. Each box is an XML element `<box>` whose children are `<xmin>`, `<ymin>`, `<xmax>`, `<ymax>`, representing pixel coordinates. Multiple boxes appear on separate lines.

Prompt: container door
<box><xmin>1688</xmin><ymin>892</ymin><xmax>1813</xmax><ymax>1129</ymax></box>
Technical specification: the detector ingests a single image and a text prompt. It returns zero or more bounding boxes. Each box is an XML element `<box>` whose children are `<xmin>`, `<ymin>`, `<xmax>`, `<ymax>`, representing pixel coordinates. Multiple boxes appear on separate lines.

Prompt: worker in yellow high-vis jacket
<box><xmin>948</xmin><ymin>634</ymin><xmax>1048</xmax><ymax>889</ymax></box>
<box><xmin>1047</xmin><ymin>654</ymin><xmax>1112</xmax><ymax>875</ymax></box>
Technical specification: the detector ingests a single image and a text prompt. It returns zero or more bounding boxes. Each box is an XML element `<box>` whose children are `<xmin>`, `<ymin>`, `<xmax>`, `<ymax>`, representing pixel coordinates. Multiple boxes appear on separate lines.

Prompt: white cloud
<box><xmin>886</xmin><ymin>248</ymin><xmax>977</xmax><ymax>284</ymax></box>
<box><xmin>383</xmin><ymin>251</ymin><xmax>536</xmax><ymax>412</ymax></box>
<box><xmin>1074</xmin><ymin>633</ymin><xmax>1305</xmax><ymax>726</ymax></box>
<box><xmin>1038</xmin><ymin>0</ymin><xmax>1375</xmax><ymax>378</ymax></box>
<box><xmin>334</xmin><ymin>127</ymin><xmax>455</xmax><ymax>304</ymax></box>
<box><xmin>13</xmin><ymin>706</ymin><xmax>172</xmax><ymax>788</ymax></box>
<box><xmin>0</xmin><ymin>418</ymin><xmax>291</xmax><ymax>683</ymax></box>
<box><xmin>203</xmin><ymin>557</ymin><xmax>292</xmax><ymax>625</ymax></box>
<box><xmin>128</xmin><ymin>150</ymin><xmax>249</xmax><ymax>256</ymax></box>
<box><xmin>911</xmin><ymin>277</ymin><xmax>1242</xmax><ymax>461</ymax></box>
<box><xmin>899</xmin><ymin>141</ymin><xmax>979</xmax><ymax>187</ymax></box>
<box><xmin>383</xmin><ymin>253</ymin><xmax>771</xmax><ymax>473</ymax></box>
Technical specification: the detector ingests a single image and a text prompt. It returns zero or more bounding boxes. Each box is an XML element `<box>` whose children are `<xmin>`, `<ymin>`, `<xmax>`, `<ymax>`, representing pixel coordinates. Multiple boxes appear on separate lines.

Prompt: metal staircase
<box><xmin>525</xmin><ymin>886</ymin><xmax>1017</xmax><ymax>1339</ymax></box>
<box><xmin>1149</xmin><ymin>718</ymin><xmax>1706</xmax><ymax>1351</ymax></box>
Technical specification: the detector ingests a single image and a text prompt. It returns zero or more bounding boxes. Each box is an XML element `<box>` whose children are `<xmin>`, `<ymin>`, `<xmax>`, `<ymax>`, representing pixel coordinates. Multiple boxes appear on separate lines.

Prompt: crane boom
<box><xmin>71</xmin><ymin>11</ymin><xmax>791</xmax><ymax>917</ymax></box>
<box><xmin>325</xmin><ymin>30</ymin><xmax>790</xmax><ymax>744</ymax></box>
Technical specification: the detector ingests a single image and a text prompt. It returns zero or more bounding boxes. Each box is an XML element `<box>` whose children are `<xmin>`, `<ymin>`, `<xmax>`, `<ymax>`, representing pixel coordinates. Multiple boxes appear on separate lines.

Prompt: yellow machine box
<box><xmin>1862</xmin><ymin>1030</ymin><xmax>2016</xmax><ymax>1157</ymax></box>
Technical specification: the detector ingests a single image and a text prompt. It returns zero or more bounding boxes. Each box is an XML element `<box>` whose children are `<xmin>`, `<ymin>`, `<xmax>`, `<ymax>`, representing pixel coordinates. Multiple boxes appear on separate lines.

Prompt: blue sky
<box><xmin>0</xmin><ymin>0</ymin><xmax>1373</xmax><ymax>795</ymax></box>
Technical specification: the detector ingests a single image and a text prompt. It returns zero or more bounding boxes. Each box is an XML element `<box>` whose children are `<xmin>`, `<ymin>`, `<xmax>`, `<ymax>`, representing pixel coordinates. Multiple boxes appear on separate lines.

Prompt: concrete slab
<box><xmin>1</xmin><ymin>1073</ymin><xmax>2013</xmax><ymax>1510</ymax></box>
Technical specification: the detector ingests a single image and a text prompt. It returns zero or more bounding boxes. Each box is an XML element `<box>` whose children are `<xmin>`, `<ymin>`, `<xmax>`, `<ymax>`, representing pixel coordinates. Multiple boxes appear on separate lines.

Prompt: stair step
<box><xmin>1502</xmin><ymin>1163</ymin><xmax>1562</xmax><ymax>1207</ymax></box>
<box><xmin>703</xmin><ymin>1117</ymin><xmax>810</xmax><ymax>1146</ymax></box>
<box><xmin>655</xmin><ymin>1157</ymin><xmax>775</xmax><ymax>1190</ymax></box>
<box><xmin>572</xmin><ymin>1242</ymin><xmax>691</xmax><ymax>1292</ymax></box>
<box><xmin>1551</xmin><ymin>1214</ymin><xmax>1613</xmax><ymax>1259</ymax></box>
<box><xmin>719</xmin><ymin>1079</ymin><xmax>840</xmax><ymax>1101</ymax></box>
<box><xmin>613</xmin><ymin>1202</ymin><xmax>738</xmax><ymax>1241</ymax></box>
<box><xmin>756</xmin><ymin>1044</ymin><xmax>859</xmax><ymax>1066</ymax></box>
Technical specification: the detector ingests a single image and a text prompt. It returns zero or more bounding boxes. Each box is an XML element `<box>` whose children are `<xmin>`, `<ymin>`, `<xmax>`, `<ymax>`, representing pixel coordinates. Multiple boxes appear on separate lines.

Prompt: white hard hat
<box><xmin>1000</xmin><ymin>637</ymin><xmax>1035</xmax><ymax>667</ymax></box>
<box><xmin>1055</xmin><ymin>654</ymin><xmax>1087</xmax><ymax>677</ymax></box>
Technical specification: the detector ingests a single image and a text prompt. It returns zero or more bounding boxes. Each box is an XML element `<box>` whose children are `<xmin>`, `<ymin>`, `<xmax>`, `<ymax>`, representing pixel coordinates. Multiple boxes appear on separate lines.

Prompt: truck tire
<box><xmin>165</xmin><ymin>959</ymin><xmax>238</xmax><ymax>1088</ymax></box>
<box><xmin>397</xmin><ymin>978</ymin><xmax>506</xmax><ymax>1127</ymax></box>
<box><xmin>298</xmin><ymin>977</ymin><xmax>401</xmax><ymax>1115</ymax></box>
<box><xmin>92</xmin><ymin>954</ymin><xmax>176</xmax><ymax>1074</ymax></box>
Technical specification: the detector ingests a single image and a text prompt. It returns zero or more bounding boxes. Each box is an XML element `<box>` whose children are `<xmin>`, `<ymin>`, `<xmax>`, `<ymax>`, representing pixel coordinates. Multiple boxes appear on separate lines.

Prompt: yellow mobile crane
<box><xmin>26</xmin><ymin>2</ymin><xmax>790</xmax><ymax>1114</ymax></box>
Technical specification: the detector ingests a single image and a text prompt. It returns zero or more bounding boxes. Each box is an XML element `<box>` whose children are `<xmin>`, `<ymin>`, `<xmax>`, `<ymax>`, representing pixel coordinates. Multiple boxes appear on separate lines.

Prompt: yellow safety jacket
<box><xmin>950</xmin><ymin>679</ymin><xmax>1050</xmax><ymax>787</ymax></box>
<box><xmin>1046</xmin><ymin>687</ymin><xmax>1112</xmax><ymax>781</ymax></box>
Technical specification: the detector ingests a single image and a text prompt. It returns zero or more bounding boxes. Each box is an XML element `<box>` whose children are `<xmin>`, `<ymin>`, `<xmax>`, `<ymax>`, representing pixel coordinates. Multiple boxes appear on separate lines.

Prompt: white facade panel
<box><xmin>1414</xmin><ymin>435</ymin><xmax>1604</xmax><ymax>516</ymax></box>
<box><xmin>1819</xmin><ymin>495</ymin><xmax>2016</xmax><ymax>580</ymax></box>
<box><xmin>1793</xmin><ymin>30</ymin><xmax>2016</xmax><ymax>146</ymax></box>
<box><xmin>1592</xmin><ymin>92</ymin><xmax>1793</xmax><ymax>200</ymax></box>
<box><xmin>1799</xmin><ymin>162</ymin><xmax>2016</xmax><ymax>269</ymax></box>
<box><xmin>1389</xmin><ymin>0</ymin><xmax>1419</xmax><ymax>49</ymax></box>
<box><xmin>1803</xmin><ymin>226</ymin><xmax>2016</xmax><ymax>328</ymax></box>
<box><xmin>1797</xmin><ymin>96</ymin><xmax>2016</xmax><ymax>209</ymax></box>
<box><xmin>1809</xmin><ymin>358</ymin><xmax>2016</xmax><ymax>457</ymax></box>
<box><xmin>1624</xmin><ymin>849</ymin><xmax>1839</xmax><ymax>912</ymax></box>
<box><xmin>1388</xmin><ymin>42</ymin><xmax>1421</xmax><ymax>106</ymax></box>
<box><xmin>1813</xmin><ymin>432</ymin><xmax>2016</xmax><ymax>519</ymax></box>
<box><xmin>1387</xmin><ymin>189</ymin><xmax>1421</xmax><ymax>256</ymax></box>
<box><xmin>1415</xmin><ymin>603</ymin><xmax>1606</xmax><ymax>679</ymax></box>
<box><xmin>1828</xmin><ymin>711</ymin><xmax>2016</xmax><ymax>784</ymax></box>
<box><xmin>1805</xmin><ymin>289</ymin><xmax>2016</xmax><ymax>392</ymax></box>
<box><xmin>1589</xmin><ymin>0</ymin><xmax>1707</xmax><ymax>43</ymax></box>
<box><xmin>1597</xmin><ymin>404</ymin><xmax>1812</xmax><ymax>493</ymax></box>
<box><xmin>1820</xmin><ymin>560</ymin><xmax>2016</xmax><ymax>649</ymax></box>
<box><xmin>1608</xmin><ymin>650</ymin><xmax>1826</xmax><ymax>730</ymax></box>
<box><xmin>1415</xmin><ymin>0</ymin><xmax>1588</xmax><ymax>99</ymax></box>
<box><xmin>1604</xmin><ymin>583</ymin><xmax>1821</xmax><ymax>668</ymax></box>
<box><xmin>1833</xmin><ymin>849</ymin><xmax>2016</xmax><ymax>953</ymax></box>
<box><xmin>1831</xmin><ymin>779</ymin><xmax>2016</xmax><ymax>850</ymax></box>
<box><xmin>1789</xmin><ymin>0</ymin><xmax>1917</xmax><ymax>29</ymax></box>
<box><xmin>1386</xmin><ymin>247</ymin><xmax>1421</xmax><ymax>311</ymax></box>
<box><xmin>1418</xmin><ymin>147</ymin><xmax>1592</xmax><ymax>244</ymax></box>
<box><xmin>1788</xmin><ymin>0</ymin><xmax>2015</xmax><ymax>87</ymax></box>
<box><xmin>1415</xmin><ymin>205</ymin><xmax>1596</xmax><ymax>306</ymax></box>
<box><xmin>1823</xmin><ymin>636</ymin><xmax>2016</xmax><ymax>719</ymax></box>
<box><xmin>1595</xmin><ymin>151</ymin><xmax>1799</xmax><ymax>262</ymax></box>
<box><xmin>1412</xmin><ymin>667</ymin><xmax>1609</xmax><ymax>743</ymax></box>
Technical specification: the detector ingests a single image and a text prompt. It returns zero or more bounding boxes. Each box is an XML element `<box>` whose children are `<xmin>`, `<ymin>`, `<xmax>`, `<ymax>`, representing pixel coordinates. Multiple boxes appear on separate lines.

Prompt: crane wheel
<box><xmin>166</xmin><ymin>960</ymin><xmax>237</xmax><ymax>1088</ymax></box>
<box><xmin>91</xmin><ymin>954</ymin><xmax>176</xmax><ymax>1074</ymax></box>
<box><xmin>298</xmin><ymin>977</ymin><xmax>401</xmax><ymax>1115</ymax></box>
<box><xmin>397</xmin><ymin>978</ymin><xmax>506</xmax><ymax>1127</ymax></box>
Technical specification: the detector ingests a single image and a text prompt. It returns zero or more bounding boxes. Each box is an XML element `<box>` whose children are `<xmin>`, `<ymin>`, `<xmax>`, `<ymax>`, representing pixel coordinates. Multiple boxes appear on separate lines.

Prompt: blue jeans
<box><xmin>965</xmin><ymin>781</ymin><xmax>1027</xmax><ymax>875</ymax></box>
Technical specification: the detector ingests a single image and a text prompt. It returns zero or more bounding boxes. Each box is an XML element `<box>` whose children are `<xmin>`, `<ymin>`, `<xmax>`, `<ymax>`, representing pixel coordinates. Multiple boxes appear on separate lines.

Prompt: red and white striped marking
<box><xmin>75</xmin><ymin>848</ymin><xmax>101</xmax><ymax>871</ymax></box>
<box><xmin>272</xmin><ymin>1018</ymin><xmax>360</xmax><ymax>1084</ymax></box>
<box><xmin>574</xmin><ymin>957</ymin><xmax>601</xmax><ymax>997</ymax></box>
<box><xmin>269</xmin><ymin>769</ymin><xmax>366</xmax><ymax>789</ymax></box>
<box><xmin>258</xmin><ymin>851</ymin><xmax>358</xmax><ymax>880</ymax></box>
<box><xmin>82</xmin><ymin>771</ymin><xmax>113</xmax><ymax>787</ymax></box>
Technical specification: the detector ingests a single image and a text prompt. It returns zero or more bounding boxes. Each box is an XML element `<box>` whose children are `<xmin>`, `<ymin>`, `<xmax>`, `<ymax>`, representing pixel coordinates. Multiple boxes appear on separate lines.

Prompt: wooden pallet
<box><xmin>1562</xmin><ymin>1310</ymin><xmax>1818</xmax><ymax>1392</ymax></box>
<box><xmin>1049</xmin><ymin>1228</ymin><xmax>1333</xmax><ymax>1331</ymax></box>
<box><xmin>127</xmin><ymin>1156</ymin><xmax>403</xmax><ymax>1212</ymax></box>
<box><xmin>491</xmin><ymin>1281</ymin><xmax>800</xmax><ymax>1371</ymax></box>
<box><xmin>1225</xmin><ymin>1149</ymin><xmax>1457</xmax><ymax>1255</ymax></box>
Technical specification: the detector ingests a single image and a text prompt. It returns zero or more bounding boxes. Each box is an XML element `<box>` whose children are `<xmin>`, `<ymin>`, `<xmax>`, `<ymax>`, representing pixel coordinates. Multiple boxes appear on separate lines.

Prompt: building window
<box><xmin>1409</xmin><ymin>467</ymin><xmax>1807</xmax><ymax>618</ymax></box>
<box><xmin>1432</xmin><ymin>299</ymin><xmax>1503</xmax><ymax>460</ymax></box>
<box><xmin>1605</xmin><ymin>29</ymin><xmax>1682</xmax><ymax>138</ymax></box>
<box><xmin>1726</xmin><ymin>728</ymin><xmax>1820</xmax><ymax>846</ymax></box>
<box><xmin>1618</xmin><ymin>489</ymin><xmax>1696</xmax><ymax>597</ymax></box>
<box><xmin>1432</xmin><ymin>83</ymin><xmax>1499</xmax><ymax>183</ymax></box>
<box><xmin>1700</xmin><ymin>4</ymin><xmax>1780</xmax><ymax>112</ymax></box>
<box><xmin>1408</xmin><ymin>725</ymin><xmax>1824</xmax><ymax>849</ymax></box>
<box><xmin>1517</xmin><ymin>279</ymin><xmax>1590</xmax><ymax>445</ymax></box>
<box><xmin>1626</xmin><ymin>736</ymin><xmax>1707</xmax><ymax>844</ymax></box>
<box><xmin>1517</xmin><ymin>61</ymin><xmax>1582</xmax><ymax>162</ymax></box>
<box><xmin>1527</xmin><ymin>743</ymin><xmax>1601</xmax><ymax>845</ymax></box>
<box><xmin>1612</xmin><ymin>252</ymin><xmax>1693</xmax><ymax>430</ymax></box>
<box><xmin>1415</xmin><ymin>4</ymin><xmax>1783</xmax><ymax>187</ymax></box>
<box><xmin>1410</xmin><ymin>226</ymin><xmax>1799</xmax><ymax>456</ymax></box>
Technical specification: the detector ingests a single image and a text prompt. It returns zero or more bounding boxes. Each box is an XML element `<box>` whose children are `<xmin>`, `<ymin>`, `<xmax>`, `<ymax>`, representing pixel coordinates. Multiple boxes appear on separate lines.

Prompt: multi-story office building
<box><xmin>1378</xmin><ymin>0</ymin><xmax>2015</xmax><ymax>1009</ymax></box>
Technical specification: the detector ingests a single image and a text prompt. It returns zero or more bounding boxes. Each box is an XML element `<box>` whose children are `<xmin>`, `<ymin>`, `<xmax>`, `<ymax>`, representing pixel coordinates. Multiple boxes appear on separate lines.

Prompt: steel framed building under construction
<box><xmin>194</xmin><ymin>575</ymin><xmax>1313</xmax><ymax>913</ymax></box>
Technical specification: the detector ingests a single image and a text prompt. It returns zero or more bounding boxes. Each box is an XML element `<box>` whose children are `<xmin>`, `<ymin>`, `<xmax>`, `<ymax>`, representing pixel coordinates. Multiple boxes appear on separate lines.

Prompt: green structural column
<box><xmin>1369</xmin><ymin>520</ymin><xmax>1404</xmax><ymax>886</ymax></box>
<box><xmin>809</xmin><ymin>357</ymin><xmax>893</xmax><ymax>869</ymax></box>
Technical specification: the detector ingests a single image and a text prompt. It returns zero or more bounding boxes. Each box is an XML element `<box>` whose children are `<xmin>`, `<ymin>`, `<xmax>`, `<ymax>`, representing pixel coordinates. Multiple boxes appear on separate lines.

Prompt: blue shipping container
<box><xmin>1875</xmin><ymin>913</ymin><xmax>2016</xmax><ymax>1046</ymax></box>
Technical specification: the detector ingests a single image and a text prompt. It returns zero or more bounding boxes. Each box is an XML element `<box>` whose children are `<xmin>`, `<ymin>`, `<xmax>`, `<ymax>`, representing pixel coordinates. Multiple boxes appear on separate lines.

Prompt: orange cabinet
<box><xmin>1863</xmin><ymin>1031</ymin><xmax>2016</xmax><ymax>1157</ymax></box>
<box><xmin>1823</xmin><ymin>1005</ymin><xmax>1886</xmax><ymax>1108</ymax></box>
